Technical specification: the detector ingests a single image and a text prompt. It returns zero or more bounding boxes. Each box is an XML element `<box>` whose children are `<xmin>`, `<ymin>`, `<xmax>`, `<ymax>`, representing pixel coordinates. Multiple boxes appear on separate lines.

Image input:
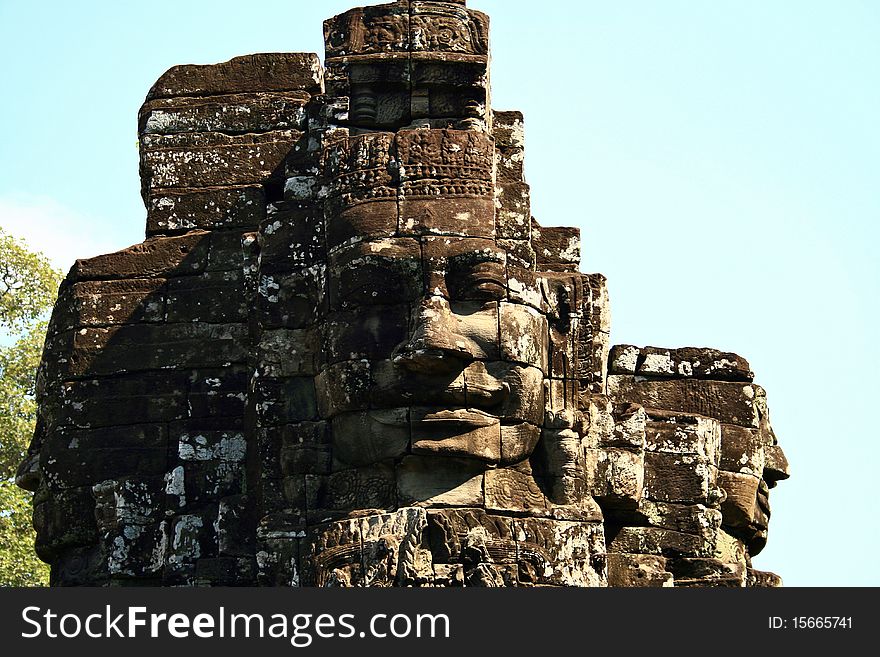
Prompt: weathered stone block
<box><xmin>397</xmin><ymin>455</ymin><xmax>485</xmax><ymax>507</ymax></box>
<box><xmin>140</xmin><ymin>91</ymin><xmax>310</xmax><ymax>135</ymax></box>
<box><xmin>51</xmin><ymin>279</ymin><xmax>166</xmax><ymax>333</ymax></box>
<box><xmin>146</xmin><ymin>53</ymin><xmax>323</xmax><ymax>100</ymax></box>
<box><xmin>257</xmin><ymin>267</ymin><xmax>327</xmax><ymax>330</ymax></box>
<box><xmin>717</xmin><ymin>470</ymin><xmax>760</xmax><ymax>528</ymax></box>
<box><xmin>499</xmin><ymin>422</ymin><xmax>541</xmax><ymax>466</ymax></box>
<box><xmin>140</xmin><ymin>131</ymin><xmax>300</xmax><ymax>193</ymax></box>
<box><xmin>147</xmin><ymin>186</ymin><xmax>265</xmax><ymax>235</ymax></box>
<box><xmin>425</xmin><ymin>508</ymin><xmax>517</xmax><ymax>564</ymax></box>
<box><xmin>608</xmin><ymin>344</ymin><xmax>754</xmax><ymax>382</ymax></box>
<box><xmin>257</xmin><ymin>328</ymin><xmax>318</xmax><ymax>377</ymax></box>
<box><xmin>49</xmin><ymin>323</ymin><xmax>249</xmax><ymax>378</ymax></box>
<box><xmin>306</xmin><ymin>463</ymin><xmax>397</xmax><ymax>522</ymax></box>
<box><xmin>607</xmin><ymin>553</ymin><xmax>673</xmax><ymax>588</ymax></box>
<box><xmin>608</xmin><ymin>376</ymin><xmax>760</xmax><ymax>428</ymax></box>
<box><xmin>55</xmin><ymin>374</ymin><xmax>188</xmax><ymax>429</ymax></box>
<box><xmin>499</xmin><ymin>302</ymin><xmax>549</xmax><ymax>373</ymax></box>
<box><xmin>667</xmin><ymin>557</ymin><xmax>745</xmax><ymax>587</ymax></box>
<box><xmin>328</xmin><ymin>238</ymin><xmax>422</xmax><ymax>308</ymax></box>
<box><xmin>185</xmin><ymin>367</ymin><xmax>249</xmax><ymax>422</ymax></box>
<box><xmin>314</xmin><ymin>360</ymin><xmax>372</xmax><ymax>418</ymax></box>
<box><xmin>165</xmin><ymin>271</ymin><xmax>249</xmax><ymax>323</ymax></box>
<box><xmin>398</xmin><ymin>196</ymin><xmax>496</xmax><ymax>238</ymax></box>
<box><xmin>492</xmin><ymin>111</ymin><xmax>525</xmax><ymax>184</ymax></box>
<box><xmin>484</xmin><ymin>468</ymin><xmax>547</xmax><ymax>513</ymax></box>
<box><xmin>719</xmin><ymin>424</ymin><xmax>766</xmax><ymax>477</ymax></box>
<box><xmin>645</xmin><ymin>410</ymin><xmax>721</xmax><ymax>463</ymax></box>
<box><xmin>584</xmin><ymin>447</ymin><xmax>644</xmax><ymax>507</ymax></box>
<box><xmin>644</xmin><ymin>452</ymin><xmax>718</xmax><ymax>505</ymax></box>
<box><xmin>254</xmin><ymin>376</ymin><xmax>319</xmax><ymax>425</ymax></box>
<box><xmin>359</xmin><ymin>508</ymin><xmax>434</xmax><ymax>586</ymax></box>
<box><xmin>260</xmin><ymin>202</ymin><xmax>325</xmax><ymax>272</ymax></box>
<box><xmin>495</xmin><ymin>182</ymin><xmax>531</xmax><ymax>240</ymax></box>
<box><xmin>515</xmin><ymin>518</ymin><xmax>606</xmax><ymax>587</ymax></box>
<box><xmin>607</xmin><ymin>526</ymin><xmax>711</xmax><ymax>558</ymax></box>
<box><xmin>411</xmin><ymin>406</ymin><xmax>501</xmax><ymax>463</ymax></box>
<box><xmin>68</xmin><ymin>233</ymin><xmax>210</xmax><ymax>282</ymax></box>
<box><xmin>41</xmin><ymin>444</ymin><xmax>168</xmax><ymax>491</ymax></box>
<box><xmin>32</xmin><ymin>486</ymin><xmax>98</xmax><ymax>561</ymax></box>
<box><xmin>533</xmin><ymin>221</ymin><xmax>580</xmax><ymax>271</ymax></box>
<box><xmin>320</xmin><ymin>305</ymin><xmax>408</xmax><ymax>365</ymax></box>
<box><xmin>634</xmin><ymin>500</ymin><xmax>722</xmax><ymax>541</ymax></box>
<box><xmin>326</xmin><ymin>198</ymin><xmax>398</xmax><ymax>250</ymax></box>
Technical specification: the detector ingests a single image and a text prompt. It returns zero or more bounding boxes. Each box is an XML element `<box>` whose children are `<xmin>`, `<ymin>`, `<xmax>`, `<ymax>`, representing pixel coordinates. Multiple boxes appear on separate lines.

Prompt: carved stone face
<box><xmin>318</xmin><ymin>234</ymin><xmax>554</xmax><ymax>470</ymax></box>
<box><xmin>717</xmin><ymin>389</ymin><xmax>790</xmax><ymax>555</ymax></box>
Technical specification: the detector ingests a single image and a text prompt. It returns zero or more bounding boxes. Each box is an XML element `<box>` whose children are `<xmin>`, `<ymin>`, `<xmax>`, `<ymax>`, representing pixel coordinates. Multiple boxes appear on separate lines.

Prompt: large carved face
<box><xmin>317</xmin><ymin>236</ymin><xmax>557</xmax><ymax>470</ymax></box>
<box><xmin>718</xmin><ymin>389</ymin><xmax>790</xmax><ymax>555</ymax></box>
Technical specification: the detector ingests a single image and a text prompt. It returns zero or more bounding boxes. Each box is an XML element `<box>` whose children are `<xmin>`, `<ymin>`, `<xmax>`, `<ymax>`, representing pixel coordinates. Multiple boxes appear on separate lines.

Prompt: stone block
<box><xmin>608</xmin><ymin>345</ymin><xmax>753</xmax><ymax>382</ymax></box>
<box><xmin>147</xmin><ymin>186</ymin><xmax>265</xmax><ymax>235</ymax></box>
<box><xmin>495</xmin><ymin>182</ymin><xmax>531</xmax><ymax>240</ymax></box>
<box><xmin>165</xmin><ymin>271</ymin><xmax>249</xmax><ymax>323</ymax></box>
<box><xmin>499</xmin><ymin>302</ymin><xmax>549</xmax><ymax>374</ymax></box>
<box><xmin>607</xmin><ymin>553</ymin><xmax>673</xmax><ymax>588</ymax></box>
<box><xmin>644</xmin><ymin>410</ymin><xmax>721</xmax><ymax>463</ymax></box>
<box><xmin>50</xmin><ymin>279</ymin><xmax>166</xmax><ymax>333</ymax></box>
<box><xmin>55</xmin><ymin>374</ymin><xmax>188</xmax><ymax>429</ymax></box>
<box><xmin>584</xmin><ymin>447</ymin><xmax>644</xmax><ymax>507</ymax></box>
<box><xmin>608</xmin><ymin>375</ymin><xmax>760</xmax><ymax>428</ymax></box>
<box><xmin>256</xmin><ymin>328</ymin><xmax>318</xmax><ymax>378</ymax></box>
<box><xmin>319</xmin><ymin>305</ymin><xmax>408</xmax><ymax>365</ymax></box>
<box><xmin>607</xmin><ymin>526</ymin><xmax>711</xmax><ymax>558</ymax></box>
<box><xmin>314</xmin><ymin>360</ymin><xmax>372</xmax><ymax>418</ymax></box>
<box><xmin>257</xmin><ymin>267</ymin><xmax>327</xmax><ymax>330</ymax></box>
<box><xmin>533</xmin><ymin>221</ymin><xmax>580</xmax><ymax>271</ymax></box>
<box><xmin>260</xmin><ymin>202</ymin><xmax>325</xmax><ymax>272</ymax></box>
<box><xmin>634</xmin><ymin>500</ymin><xmax>722</xmax><ymax>541</ymax></box>
<box><xmin>398</xmin><ymin>195</ymin><xmax>496</xmax><ymax>238</ymax></box>
<box><xmin>306</xmin><ymin>463</ymin><xmax>397</xmax><ymax>523</ymax></box>
<box><xmin>484</xmin><ymin>468</ymin><xmax>548</xmax><ymax>513</ymax></box>
<box><xmin>254</xmin><ymin>376</ymin><xmax>319</xmax><ymax>425</ymax></box>
<box><xmin>396</xmin><ymin>455</ymin><xmax>485</xmax><ymax>507</ymax></box>
<box><xmin>146</xmin><ymin>53</ymin><xmax>323</xmax><ymax>100</ymax></box>
<box><xmin>644</xmin><ymin>451</ymin><xmax>718</xmax><ymax>505</ymax></box>
<box><xmin>719</xmin><ymin>424</ymin><xmax>766</xmax><ymax>477</ymax></box>
<box><xmin>48</xmin><ymin>323</ymin><xmax>249</xmax><ymax>378</ymax></box>
<box><xmin>32</xmin><ymin>486</ymin><xmax>98</xmax><ymax>561</ymax></box>
<box><xmin>140</xmin><ymin>91</ymin><xmax>310</xmax><ymax>135</ymax></box>
<box><xmin>717</xmin><ymin>470</ymin><xmax>760</xmax><ymax>528</ymax></box>
<box><xmin>515</xmin><ymin>517</ymin><xmax>606</xmax><ymax>587</ymax></box>
<box><xmin>68</xmin><ymin>233</ymin><xmax>210</xmax><ymax>282</ymax></box>
<box><xmin>328</xmin><ymin>238</ymin><xmax>422</xmax><ymax>308</ymax></box>
<box><xmin>425</xmin><ymin>508</ymin><xmax>517</xmax><ymax>564</ymax></box>
<box><xmin>140</xmin><ymin>130</ymin><xmax>300</xmax><ymax>193</ymax></box>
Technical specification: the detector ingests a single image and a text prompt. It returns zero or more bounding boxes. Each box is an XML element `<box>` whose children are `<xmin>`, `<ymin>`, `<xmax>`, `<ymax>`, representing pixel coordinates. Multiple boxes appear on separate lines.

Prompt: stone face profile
<box><xmin>17</xmin><ymin>0</ymin><xmax>789</xmax><ymax>587</ymax></box>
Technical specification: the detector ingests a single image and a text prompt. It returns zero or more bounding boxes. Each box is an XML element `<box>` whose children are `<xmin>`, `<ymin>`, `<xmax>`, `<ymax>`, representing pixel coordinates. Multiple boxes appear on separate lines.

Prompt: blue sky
<box><xmin>1</xmin><ymin>0</ymin><xmax>877</xmax><ymax>586</ymax></box>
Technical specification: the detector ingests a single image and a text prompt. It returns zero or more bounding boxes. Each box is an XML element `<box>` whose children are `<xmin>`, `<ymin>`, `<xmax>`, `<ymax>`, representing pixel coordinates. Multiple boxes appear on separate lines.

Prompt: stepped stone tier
<box><xmin>18</xmin><ymin>0</ymin><xmax>789</xmax><ymax>587</ymax></box>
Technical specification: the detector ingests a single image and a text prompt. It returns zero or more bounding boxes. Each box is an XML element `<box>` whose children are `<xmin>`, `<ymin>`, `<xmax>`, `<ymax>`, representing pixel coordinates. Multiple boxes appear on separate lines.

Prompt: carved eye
<box><xmin>451</xmin><ymin>260</ymin><xmax>506</xmax><ymax>302</ymax></box>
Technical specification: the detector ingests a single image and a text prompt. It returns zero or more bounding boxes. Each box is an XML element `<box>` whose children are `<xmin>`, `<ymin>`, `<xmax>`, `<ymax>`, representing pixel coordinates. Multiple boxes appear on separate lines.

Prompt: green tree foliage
<box><xmin>0</xmin><ymin>227</ymin><xmax>62</xmax><ymax>586</ymax></box>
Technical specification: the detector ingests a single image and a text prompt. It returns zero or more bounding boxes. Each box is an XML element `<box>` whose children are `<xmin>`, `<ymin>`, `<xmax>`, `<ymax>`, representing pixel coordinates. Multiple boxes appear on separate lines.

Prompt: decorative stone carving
<box><xmin>18</xmin><ymin>0</ymin><xmax>788</xmax><ymax>587</ymax></box>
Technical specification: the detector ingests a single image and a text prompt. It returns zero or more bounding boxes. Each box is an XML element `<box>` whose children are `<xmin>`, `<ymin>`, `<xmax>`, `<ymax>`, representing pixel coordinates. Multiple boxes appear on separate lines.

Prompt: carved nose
<box><xmin>392</xmin><ymin>297</ymin><xmax>475</xmax><ymax>374</ymax></box>
<box><xmin>763</xmin><ymin>445</ymin><xmax>790</xmax><ymax>486</ymax></box>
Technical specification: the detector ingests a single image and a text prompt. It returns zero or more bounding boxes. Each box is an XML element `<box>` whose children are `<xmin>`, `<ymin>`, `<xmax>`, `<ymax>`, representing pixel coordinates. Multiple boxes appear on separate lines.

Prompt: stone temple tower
<box><xmin>18</xmin><ymin>0</ymin><xmax>788</xmax><ymax>587</ymax></box>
